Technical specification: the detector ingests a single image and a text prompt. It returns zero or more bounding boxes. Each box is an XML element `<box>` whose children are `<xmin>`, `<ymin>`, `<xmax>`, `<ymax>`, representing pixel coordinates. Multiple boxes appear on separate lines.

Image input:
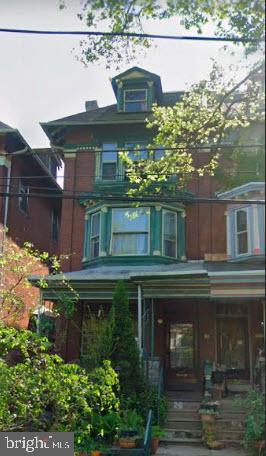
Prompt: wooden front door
<box><xmin>217</xmin><ymin>318</ymin><xmax>249</xmax><ymax>379</ymax></box>
<box><xmin>166</xmin><ymin>320</ymin><xmax>198</xmax><ymax>390</ymax></box>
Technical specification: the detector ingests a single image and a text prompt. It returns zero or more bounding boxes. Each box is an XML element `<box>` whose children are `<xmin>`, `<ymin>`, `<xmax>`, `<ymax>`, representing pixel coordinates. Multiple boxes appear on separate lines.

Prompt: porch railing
<box><xmin>157</xmin><ymin>364</ymin><xmax>165</xmax><ymax>425</ymax></box>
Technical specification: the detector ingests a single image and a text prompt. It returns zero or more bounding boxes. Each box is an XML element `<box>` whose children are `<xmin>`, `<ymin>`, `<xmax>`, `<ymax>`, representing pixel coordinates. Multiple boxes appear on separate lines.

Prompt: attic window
<box><xmin>124</xmin><ymin>89</ymin><xmax>147</xmax><ymax>112</ymax></box>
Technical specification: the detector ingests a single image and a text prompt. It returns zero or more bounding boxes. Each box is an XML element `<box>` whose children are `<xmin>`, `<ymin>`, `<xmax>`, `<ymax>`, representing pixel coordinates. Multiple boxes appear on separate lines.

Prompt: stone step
<box><xmin>217</xmin><ymin>430</ymin><xmax>244</xmax><ymax>440</ymax></box>
<box><xmin>216</xmin><ymin>419</ymin><xmax>245</xmax><ymax>431</ymax></box>
<box><xmin>164</xmin><ymin>428</ymin><xmax>202</xmax><ymax>440</ymax></box>
<box><xmin>167</xmin><ymin>410</ymin><xmax>199</xmax><ymax>421</ymax></box>
<box><xmin>165</xmin><ymin>419</ymin><xmax>201</xmax><ymax>430</ymax></box>
<box><xmin>167</xmin><ymin>401</ymin><xmax>201</xmax><ymax>411</ymax></box>
<box><xmin>219</xmin><ymin>412</ymin><xmax>246</xmax><ymax>420</ymax></box>
<box><xmin>161</xmin><ymin>437</ymin><xmax>203</xmax><ymax>446</ymax></box>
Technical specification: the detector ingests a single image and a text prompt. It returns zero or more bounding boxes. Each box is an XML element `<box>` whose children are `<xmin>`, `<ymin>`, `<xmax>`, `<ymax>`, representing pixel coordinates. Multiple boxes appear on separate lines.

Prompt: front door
<box><xmin>217</xmin><ymin>318</ymin><xmax>249</xmax><ymax>379</ymax></box>
<box><xmin>167</xmin><ymin>322</ymin><xmax>198</xmax><ymax>390</ymax></box>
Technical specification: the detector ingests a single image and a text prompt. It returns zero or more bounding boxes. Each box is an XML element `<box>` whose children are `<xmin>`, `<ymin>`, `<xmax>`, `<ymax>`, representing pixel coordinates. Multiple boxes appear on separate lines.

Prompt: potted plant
<box><xmin>118</xmin><ymin>410</ymin><xmax>144</xmax><ymax>449</ymax></box>
<box><xmin>151</xmin><ymin>425</ymin><xmax>166</xmax><ymax>454</ymax></box>
<box><xmin>198</xmin><ymin>402</ymin><xmax>219</xmax><ymax>422</ymax></box>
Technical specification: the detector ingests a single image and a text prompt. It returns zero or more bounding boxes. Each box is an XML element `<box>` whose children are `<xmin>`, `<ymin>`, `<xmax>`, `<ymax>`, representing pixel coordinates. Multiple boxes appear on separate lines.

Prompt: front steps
<box><xmin>161</xmin><ymin>393</ymin><xmax>247</xmax><ymax>448</ymax></box>
<box><xmin>215</xmin><ymin>398</ymin><xmax>246</xmax><ymax>447</ymax></box>
<box><xmin>161</xmin><ymin>393</ymin><xmax>203</xmax><ymax>446</ymax></box>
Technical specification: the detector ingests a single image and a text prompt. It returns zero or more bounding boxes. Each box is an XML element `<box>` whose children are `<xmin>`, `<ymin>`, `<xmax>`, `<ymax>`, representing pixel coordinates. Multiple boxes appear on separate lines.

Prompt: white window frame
<box><xmin>162</xmin><ymin>209</ymin><xmax>178</xmax><ymax>258</ymax></box>
<box><xmin>235</xmin><ymin>207</ymin><xmax>250</xmax><ymax>257</ymax></box>
<box><xmin>124</xmin><ymin>89</ymin><xmax>148</xmax><ymax>112</ymax></box>
<box><xmin>111</xmin><ymin>207</ymin><xmax>150</xmax><ymax>256</ymax></box>
<box><xmin>90</xmin><ymin>211</ymin><xmax>101</xmax><ymax>259</ymax></box>
<box><xmin>101</xmin><ymin>143</ymin><xmax>118</xmax><ymax>180</ymax></box>
<box><xmin>18</xmin><ymin>179</ymin><xmax>29</xmax><ymax>214</ymax></box>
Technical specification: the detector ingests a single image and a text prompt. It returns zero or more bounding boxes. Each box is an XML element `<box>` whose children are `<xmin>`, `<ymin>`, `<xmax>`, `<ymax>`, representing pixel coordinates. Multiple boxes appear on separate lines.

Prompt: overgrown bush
<box><xmin>237</xmin><ymin>390</ymin><xmax>265</xmax><ymax>452</ymax></box>
<box><xmin>0</xmin><ymin>325</ymin><xmax>120</xmax><ymax>451</ymax></box>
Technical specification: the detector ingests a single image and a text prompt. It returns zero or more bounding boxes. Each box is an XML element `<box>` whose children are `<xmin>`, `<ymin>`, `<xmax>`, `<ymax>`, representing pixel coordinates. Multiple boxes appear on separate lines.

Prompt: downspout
<box><xmin>3</xmin><ymin>160</ymin><xmax>11</xmax><ymax>228</ymax></box>
<box><xmin>137</xmin><ymin>284</ymin><xmax>142</xmax><ymax>357</ymax></box>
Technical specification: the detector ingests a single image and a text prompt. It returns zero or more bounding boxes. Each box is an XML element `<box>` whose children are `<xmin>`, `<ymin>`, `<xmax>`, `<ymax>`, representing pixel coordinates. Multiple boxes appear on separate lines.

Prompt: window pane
<box><xmin>154</xmin><ymin>148</ymin><xmax>164</xmax><ymax>160</ymax></box>
<box><xmin>237</xmin><ymin>210</ymin><xmax>247</xmax><ymax>232</ymax></box>
<box><xmin>91</xmin><ymin>212</ymin><xmax>100</xmax><ymax>237</ymax></box>
<box><xmin>91</xmin><ymin>239</ymin><xmax>99</xmax><ymax>258</ymax></box>
<box><xmin>113</xmin><ymin>233</ymin><xmax>148</xmax><ymax>254</ymax></box>
<box><xmin>163</xmin><ymin>211</ymin><xmax>177</xmax><ymax>257</ymax></box>
<box><xmin>125</xmin><ymin>90</ymin><xmax>146</xmax><ymax>101</ymax></box>
<box><xmin>113</xmin><ymin>208</ymin><xmax>149</xmax><ymax>232</ymax></box>
<box><xmin>126</xmin><ymin>143</ymin><xmax>148</xmax><ymax>161</ymax></box>
<box><xmin>238</xmin><ymin>232</ymin><xmax>248</xmax><ymax>254</ymax></box>
<box><xmin>170</xmin><ymin>323</ymin><xmax>194</xmax><ymax>369</ymax></box>
<box><xmin>164</xmin><ymin>211</ymin><xmax>176</xmax><ymax>238</ymax></box>
<box><xmin>102</xmin><ymin>151</ymin><xmax>117</xmax><ymax>162</ymax></box>
<box><xmin>125</xmin><ymin>101</ymin><xmax>147</xmax><ymax>112</ymax></box>
<box><xmin>102</xmin><ymin>163</ymin><xmax>117</xmax><ymax>180</ymax></box>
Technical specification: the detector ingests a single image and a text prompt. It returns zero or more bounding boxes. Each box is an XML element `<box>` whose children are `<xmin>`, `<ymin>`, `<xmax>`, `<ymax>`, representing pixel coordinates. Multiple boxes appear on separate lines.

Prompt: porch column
<box><xmin>137</xmin><ymin>284</ymin><xmax>142</xmax><ymax>356</ymax></box>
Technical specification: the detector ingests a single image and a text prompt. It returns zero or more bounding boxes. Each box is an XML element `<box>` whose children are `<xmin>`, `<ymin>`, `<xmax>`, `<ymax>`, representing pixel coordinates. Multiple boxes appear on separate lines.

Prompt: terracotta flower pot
<box><xmin>200</xmin><ymin>414</ymin><xmax>216</xmax><ymax>422</ymax></box>
<box><xmin>118</xmin><ymin>438</ymin><xmax>136</xmax><ymax>449</ymax></box>
<box><xmin>151</xmin><ymin>437</ymin><xmax>160</xmax><ymax>454</ymax></box>
<box><xmin>91</xmin><ymin>451</ymin><xmax>102</xmax><ymax>456</ymax></box>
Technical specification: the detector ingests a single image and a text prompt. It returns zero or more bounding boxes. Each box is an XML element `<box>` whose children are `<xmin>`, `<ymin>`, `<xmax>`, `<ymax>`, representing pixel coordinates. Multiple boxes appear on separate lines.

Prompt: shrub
<box><xmin>0</xmin><ymin>326</ymin><xmax>120</xmax><ymax>451</ymax></box>
<box><xmin>109</xmin><ymin>281</ymin><xmax>143</xmax><ymax>398</ymax></box>
<box><xmin>240</xmin><ymin>390</ymin><xmax>265</xmax><ymax>450</ymax></box>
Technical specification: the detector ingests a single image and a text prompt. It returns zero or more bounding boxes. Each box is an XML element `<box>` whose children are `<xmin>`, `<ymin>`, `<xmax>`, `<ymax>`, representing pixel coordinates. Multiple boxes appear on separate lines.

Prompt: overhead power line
<box><xmin>0</xmin><ymin>28</ymin><xmax>262</xmax><ymax>43</ymax></box>
<box><xmin>0</xmin><ymin>191</ymin><xmax>264</xmax><ymax>205</ymax></box>
<box><xmin>0</xmin><ymin>167</ymin><xmax>263</xmax><ymax>185</ymax></box>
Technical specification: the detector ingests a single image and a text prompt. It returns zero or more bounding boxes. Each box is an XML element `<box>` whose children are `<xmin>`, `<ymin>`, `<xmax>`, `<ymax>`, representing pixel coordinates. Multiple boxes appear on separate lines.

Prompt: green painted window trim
<box><xmin>162</xmin><ymin>209</ymin><xmax>178</xmax><ymax>259</ymax></box>
<box><xmin>83</xmin><ymin>203</ymin><xmax>186</xmax><ymax>266</ymax></box>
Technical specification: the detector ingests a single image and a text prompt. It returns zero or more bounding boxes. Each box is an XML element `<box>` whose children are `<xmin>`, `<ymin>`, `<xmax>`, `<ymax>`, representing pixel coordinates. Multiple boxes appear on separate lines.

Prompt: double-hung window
<box><xmin>101</xmin><ymin>143</ymin><xmax>117</xmax><ymax>180</ymax></box>
<box><xmin>125</xmin><ymin>142</ymin><xmax>148</xmax><ymax>161</ymax></box>
<box><xmin>124</xmin><ymin>89</ymin><xmax>147</xmax><ymax>112</ymax></box>
<box><xmin>18</xmin><ymin>179</ymin><xmax>29</xmax><ymax>214</ymax></box>
<box><xmin>112</xmin><ymin>207</ymin><xmax>149</xmax><ymax>255</ymax></box>
<box><xmin>236</xmin><ymin>209</ymin><xmax>249</xmax><ymax>255</ymax></box>
<box><xmin>90</xmin><ymin>212</ymin><xmax>100</xmax><ymax>258</ymax></box>
<box><xmin>163</xmin><ymin>210</ymin><xmax>177</xmax><ymax>257</ymax></box>
<box><xmin>51</xmin><ymin>209</ymin><xmax>59</xmax><ymax>241</ymax></box>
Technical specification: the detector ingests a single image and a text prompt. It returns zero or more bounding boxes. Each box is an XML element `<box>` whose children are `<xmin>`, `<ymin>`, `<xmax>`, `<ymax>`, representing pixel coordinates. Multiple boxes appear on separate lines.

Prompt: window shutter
<box><xmin>177</xmin><ymin>212</ymin><xmax>186</xmax><ymax>259</ymax></box>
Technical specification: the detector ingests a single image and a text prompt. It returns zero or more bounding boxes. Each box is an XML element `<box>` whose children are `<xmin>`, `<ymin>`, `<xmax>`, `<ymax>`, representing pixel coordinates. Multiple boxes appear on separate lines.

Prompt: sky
<box><xmin>0</xmin><ymin>0</ymin><xmax>252</xmax><ymax>148</ymax></box>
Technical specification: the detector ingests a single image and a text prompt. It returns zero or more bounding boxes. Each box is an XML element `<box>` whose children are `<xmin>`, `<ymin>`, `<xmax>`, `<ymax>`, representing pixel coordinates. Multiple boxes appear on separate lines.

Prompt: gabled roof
<box><xmin>40</xmin><ymin>91</ymin><xmax>185</xmax><ymax>134</ymax></box>
<box><xmin>0</xmin><ymin>121</ymin><xmax>16</xmax><ymax>132</ymax></box>
<box><xmin>111</xmin><ymin>66</ymin><xmax>163</xmax><ymax>98</ymax></box>
<box><xmin>217</xmin><ymin>182</ymin><xmax>265</xmax><ymax>200</ymax></box>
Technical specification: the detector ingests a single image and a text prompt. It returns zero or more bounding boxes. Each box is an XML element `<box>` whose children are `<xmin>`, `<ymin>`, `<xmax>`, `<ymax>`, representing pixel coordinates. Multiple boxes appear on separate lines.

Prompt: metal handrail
<box><xmin>157</xmin><ymin>364</ymin><xmax>165</xmax><ymax>425</ymax></box>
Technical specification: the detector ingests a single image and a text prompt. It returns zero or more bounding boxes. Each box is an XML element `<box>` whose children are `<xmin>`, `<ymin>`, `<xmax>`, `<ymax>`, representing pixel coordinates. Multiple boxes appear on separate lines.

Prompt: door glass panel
<box><xmin>218</xmin><ymin>319</ymin><xmax>246</xmax><ymax>369</ymax></box>
<box><xmin>170</xmin><ymin>323</ymin><xmax>194</xmax><ymax>369</ymax></box>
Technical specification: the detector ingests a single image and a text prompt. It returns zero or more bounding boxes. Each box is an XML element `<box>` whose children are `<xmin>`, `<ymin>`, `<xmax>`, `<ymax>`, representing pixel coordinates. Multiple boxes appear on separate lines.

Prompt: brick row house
<box><xmin>34</xmin><ymin>67</ymin><xmax>265</xmax><ymax>391</ymax></box>
<box><xmin>0</xmin><ymin>121</ymin><xmax>62</xmax><ymax>327</ymax></box>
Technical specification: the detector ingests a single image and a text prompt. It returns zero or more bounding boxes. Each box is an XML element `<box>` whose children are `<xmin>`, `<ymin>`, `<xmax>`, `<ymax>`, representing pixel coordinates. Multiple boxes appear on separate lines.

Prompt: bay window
<box><xmin>90</xmin><ymin>212</ymin><xmax>100</xmax><ymax>258</ymax></box>
<box><xmin>112</xmin><ymin>207</ymin><xmax>149</xmax><ymax>255</ymax></box>
<box><xmin>163</xmin><ymin>210</ymin><xmax>177</xmax><ymax>257</ymax></box>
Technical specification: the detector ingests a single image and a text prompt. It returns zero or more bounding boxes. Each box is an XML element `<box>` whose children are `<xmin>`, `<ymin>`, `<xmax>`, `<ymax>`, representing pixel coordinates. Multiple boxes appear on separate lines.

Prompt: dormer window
<box><xmin>124</xmin><ymin>89</ymin><xmax>147</xmax><ymax>112</ymax></box>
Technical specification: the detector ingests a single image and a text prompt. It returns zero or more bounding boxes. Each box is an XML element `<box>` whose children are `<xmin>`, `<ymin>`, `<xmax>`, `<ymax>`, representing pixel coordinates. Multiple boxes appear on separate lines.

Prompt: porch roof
<box><xmin>31</xmin><ymin>260</ymin><xmax>265</xmax><ymax>301</ymax></box>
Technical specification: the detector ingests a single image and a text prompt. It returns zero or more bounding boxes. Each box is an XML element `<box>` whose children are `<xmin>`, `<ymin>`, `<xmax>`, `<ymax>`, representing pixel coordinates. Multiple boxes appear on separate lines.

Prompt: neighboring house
<box><xmin>35</xmin><ymin>67</ymin><xmax>265</xmax><ymax>390</ymax></box>
<box><xmin>0</xmin><ymin>121</ymin><xmax>62</xmax><ymax>327</ymax></box>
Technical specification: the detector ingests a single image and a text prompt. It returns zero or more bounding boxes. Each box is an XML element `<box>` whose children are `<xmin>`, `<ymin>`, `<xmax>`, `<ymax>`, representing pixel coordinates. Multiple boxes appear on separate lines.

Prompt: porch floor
<box><xmin>157</xmin><ymin>444</ymin><xmax>250</xmax><ymax>456</ymax></box>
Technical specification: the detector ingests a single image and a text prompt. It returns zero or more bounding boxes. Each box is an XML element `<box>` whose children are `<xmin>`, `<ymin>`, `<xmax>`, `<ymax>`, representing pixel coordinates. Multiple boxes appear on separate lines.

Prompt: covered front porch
<box><xmin>36</xmin><ymin>261</ymin><xmax>265</xmax><ymax>394</ymax></box>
